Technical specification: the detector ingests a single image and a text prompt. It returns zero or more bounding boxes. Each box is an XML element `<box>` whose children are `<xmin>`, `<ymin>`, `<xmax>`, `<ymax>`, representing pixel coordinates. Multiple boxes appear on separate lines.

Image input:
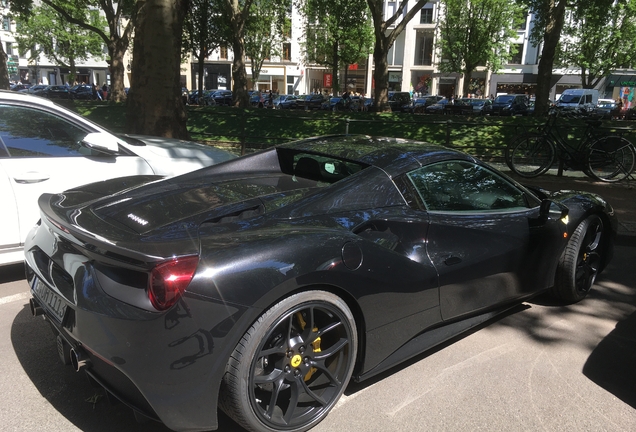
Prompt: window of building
<box><xmin>509</xmin><ymin>44</ymin><xmax>524</xmax><ymax>64</ymax></box>
<box><xmin>220</xmin><ymin>45</ymin><xmax>228</xmax><ymax>60</ymax></box>
<box><xmin>283</xmin><ymin>43</ymin><xmax>291</xmax><ymax>61</ymax></box>
<box><xmin>414</xmin><ymin>31</ymin><xmax>434</xmax><ymax>66</ymax></box>
<box><xmin>420</xmin><ymin>6</ymin><xmax>433</xmax><ymax>24</ymax></box>
<box><xmin>5</xmin><ymin>42</ymin><xmax>12</xmax><ymax>55</ymax></box>
<box><xmin>2</xmin><ymin>16</ymin><xmax>10</xmax><ymax>31</ymax></box>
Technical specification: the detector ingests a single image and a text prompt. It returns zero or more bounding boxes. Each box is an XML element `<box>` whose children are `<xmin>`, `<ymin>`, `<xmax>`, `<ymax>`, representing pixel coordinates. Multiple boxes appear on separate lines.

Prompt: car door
<box><xmin>405</xmin><ymin>160</ymin><xmax>566</xmax><ymax>321</ymax></box>
<box><xmin>0</xmin><ymin>102</ymin><xmax>155</xmax><ymax>249</ymax></box>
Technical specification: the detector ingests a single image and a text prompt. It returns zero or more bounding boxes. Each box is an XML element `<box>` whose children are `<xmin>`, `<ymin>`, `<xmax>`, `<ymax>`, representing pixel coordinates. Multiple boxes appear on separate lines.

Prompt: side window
<box><xmin>406</xmin><ymin>160</ymin><xmax>528</xmax><ymax>212</ymax></box>
<box><xmin>0</xmin><ymin>105</ymin><xmax>90</xmax><ymax>158</ymax></box>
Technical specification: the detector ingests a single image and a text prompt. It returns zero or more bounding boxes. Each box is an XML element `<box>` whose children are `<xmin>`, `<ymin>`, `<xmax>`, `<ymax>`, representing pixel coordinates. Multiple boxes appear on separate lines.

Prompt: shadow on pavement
<box><xmin>583</xmin><ymin>310</ymin><xmax>636</xmax><ymax>409</ymax></box>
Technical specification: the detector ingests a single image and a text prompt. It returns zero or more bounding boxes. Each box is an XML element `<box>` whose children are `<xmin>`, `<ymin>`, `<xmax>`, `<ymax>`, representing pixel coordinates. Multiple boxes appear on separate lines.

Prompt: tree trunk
<box><xmin>125</xmin><ymin>0</ymin><xmax>188</xmax><ymax>138</ymax></box>
<box><xmin>372</xmin><ymin>35</ymin><xmax>390</xmax><ymax>112</ymax></box>
<box><xmin>332</xmin><ymin>42</ymin><xmax>340</xmax><ymax>95</ymax></box>
<box><xmin>462</xmin><ymin>69</ymin><xmax>473</xmax><ymax>97</ymax></box>
<box><xmin>198</xmin><ymin>54</ymin><xmax>205</xmax><ymax>93</ymax></box>
<box><xmin>0</xmin><ymin>45</ymin><xmax>10</xmax><ymax>90</ymax></box>
<box><xmin>109</xmin><ymin>41</ymin><xmax>129</xmax><ymax>103</ymax></box>
<box><xmin>230</xmin><ymin>33</ymin><xmax>249</xmax><ymax>108</ymax></box>
<box><xmin>534</xmin><ymin>0</ymin><xmax>567</xmax><ymax>117</ymax></box>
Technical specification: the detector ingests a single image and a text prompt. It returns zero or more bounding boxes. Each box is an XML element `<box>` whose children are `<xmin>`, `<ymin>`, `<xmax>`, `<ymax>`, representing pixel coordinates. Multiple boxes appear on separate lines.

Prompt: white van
<box><xmin>555</xmin><ymin>89</ymin><xmax>599</xmax><ymax>112</ymax></box>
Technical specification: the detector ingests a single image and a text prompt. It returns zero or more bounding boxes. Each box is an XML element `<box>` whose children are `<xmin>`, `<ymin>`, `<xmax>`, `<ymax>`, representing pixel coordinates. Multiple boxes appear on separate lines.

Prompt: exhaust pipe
<box><xmin>29</xmin><ymin>298</ymin><xmax>44</xmax><ymax>317</ymax></box>
<box><xmin>70</xmin><ymin>347</ymin><xmax>91</xmax><ymax>372</ymax></box>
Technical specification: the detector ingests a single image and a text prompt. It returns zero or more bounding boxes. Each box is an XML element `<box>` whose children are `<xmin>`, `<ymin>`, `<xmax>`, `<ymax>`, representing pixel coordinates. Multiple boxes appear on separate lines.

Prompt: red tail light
<box><xmin>148</xmin><ymin>255</ymin><xmax>199</xmax><ymax>311</ymax></box>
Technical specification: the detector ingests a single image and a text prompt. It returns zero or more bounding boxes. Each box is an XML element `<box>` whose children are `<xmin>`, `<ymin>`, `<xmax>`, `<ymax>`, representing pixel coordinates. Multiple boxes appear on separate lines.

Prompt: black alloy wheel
<box><xmin>220</xmin><ymin>290</ymin><xmax>357</xmax><ymax>432</ymax></box>
<box><xmin>553</xmin><ymin>215</ymin><xmax>604</xmax><ymax>303</ymax></box>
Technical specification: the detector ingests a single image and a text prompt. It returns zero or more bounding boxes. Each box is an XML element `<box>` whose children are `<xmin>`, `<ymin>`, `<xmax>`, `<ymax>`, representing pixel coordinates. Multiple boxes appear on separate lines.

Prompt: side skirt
<box><xmin>354</xmin><ymin>304</ymin><xmax>519</xmax><ymax>382</ymax></box>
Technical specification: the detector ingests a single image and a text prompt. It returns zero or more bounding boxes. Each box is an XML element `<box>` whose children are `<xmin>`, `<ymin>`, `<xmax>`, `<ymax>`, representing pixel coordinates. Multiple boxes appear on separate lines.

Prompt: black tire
<box><xmin>552</xmin><ymin>215</ymin><xmax>605</xmax><ymax>303</ymax></box>
<box><xmin>586</xmin><ymin>136</ymin><xmax>636</xmax><ymax>182</ymax></box>
<box><xmin>505</xmin><ymin>134</ymin><xmax>555</xmax><ymax>177</ymax></box>
<box><xmin>220</xmin><ymin>290</ymin><xmax>357</xmax><ymax>432</ymax></box>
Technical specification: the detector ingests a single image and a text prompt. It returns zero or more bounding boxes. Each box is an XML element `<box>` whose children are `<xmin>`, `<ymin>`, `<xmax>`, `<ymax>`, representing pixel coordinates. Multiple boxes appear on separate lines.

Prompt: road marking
<box><xmin>0</xmin><ymin>292</ymin><xmax>31</xmax><ymax>306</ymax></box>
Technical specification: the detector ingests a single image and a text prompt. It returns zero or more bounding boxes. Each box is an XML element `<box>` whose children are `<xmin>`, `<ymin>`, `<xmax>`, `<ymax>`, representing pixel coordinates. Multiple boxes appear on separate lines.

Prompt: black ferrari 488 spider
<box><xmin>25</xmin><ymin>135</ymin><xmax>616</xmax><ymax>432</ymax></box>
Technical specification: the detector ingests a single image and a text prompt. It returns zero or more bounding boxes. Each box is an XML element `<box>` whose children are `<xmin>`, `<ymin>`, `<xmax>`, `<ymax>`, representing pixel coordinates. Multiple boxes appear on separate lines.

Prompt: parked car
<box><xmin>210</xmin><ymin>90</ymin><xmax>233</xmax><ymax>106</ymax></box>
<box><xmin>0</xmin><ymin>90</ymin><xmax>236</xmax><ymax>266</ymax></box>
<box><xmin>425</xmin><ymin>98</ymin><xmax>450</xmax><ymax>113</ymax></box>
<box><xmin>406</xmin><ymin>95</ymin><xmax>444</xmax><ymax>113</ymax></box>
<box><xmin>25</xmin><ymin>134</ymin><xmax>615</xmax><ymax>432</ymax></box>
<box><xmin>444</xmin><ymin>98</ymin><xmax>474</xmax><ymax>115</ymax></box>
<box><xmin>490</xmin><ymin>94</ymin><xmax>529</xmax><ymax>116</ymax></box>
<box><xmin>296</xmin><ymin>93</ymin><xmax>326</xmax><ymax>110</ymax></box>
<box><xmin>273</xmin><ymin>94</ymin><xmax>298</xmax><ymax>109</ymax></box>
<box><xmin>11</xmin><ymin>83</ymin><xmax>31</xmax><ymax>92</ymax></box>
<box><xmin>33</xmin><ymin>85</ymin><xmax>70</xmax><ymax>99</ymax></box>
<box><xmin>388</xmin><ymin>91</ymin><xmax>411</xmax><ymax>111</ymax></box>
<box><xmin>593</xmin><ymin>99</ymin><xmax>618</xmax><ymax>119</ymax></box>
<box><xmin>69</xmin><ymin>84</ymin><xmax>94</xmax><ymax>100</ymax></box>
<box><xmin>460</xmin><ymin>98</ymin><xmax>492</xmax><ymax>115</ymax></box>
<box><xmin>19</xmin><ymin>84</ymin><xmax>48</xmax><ymax>94</ymax></box>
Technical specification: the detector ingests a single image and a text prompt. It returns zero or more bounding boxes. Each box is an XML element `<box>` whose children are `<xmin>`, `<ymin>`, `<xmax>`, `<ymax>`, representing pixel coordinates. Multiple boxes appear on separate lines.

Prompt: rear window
<box><xmin>277</xmin><ymin>148</ymin><xmax>368</xmax><ymax>184</ymax></box>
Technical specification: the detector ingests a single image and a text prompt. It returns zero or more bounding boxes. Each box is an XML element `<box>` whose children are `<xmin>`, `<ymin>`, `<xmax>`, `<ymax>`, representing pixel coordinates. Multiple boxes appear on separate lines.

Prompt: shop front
<box><xmin>605</xmin><ymin>73</ymin><xmax>636</xmax><ymax>108</ymax></box>
<box><xmin>191</xmin><ymin>63</ymin><xmax>232</xmax><ymax>91</ymax></box>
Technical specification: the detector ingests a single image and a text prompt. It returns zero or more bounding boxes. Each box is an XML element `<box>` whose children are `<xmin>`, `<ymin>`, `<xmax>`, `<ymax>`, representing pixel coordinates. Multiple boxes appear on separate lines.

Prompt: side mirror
<box><xmin>81</xmin><ymin>132</ymin><xmax>120</xmax><ymax>155</ymax></box>
<box><xmin>540</xmin><ymin>199</ymin><xmax>569</xmax><ymax>221</ymax></box>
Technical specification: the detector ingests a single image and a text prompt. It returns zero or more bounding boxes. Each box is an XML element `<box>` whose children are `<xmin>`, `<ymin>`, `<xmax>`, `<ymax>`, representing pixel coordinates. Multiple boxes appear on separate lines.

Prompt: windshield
<box><xmin>559</xmin><ymin>94</ymin><xmax>581</xmax><ymax>104</ymax></box>
<box><xmin>494</xmin><ymin>95</ymin><xmax>515</xmax><ymax>103</ymax></box>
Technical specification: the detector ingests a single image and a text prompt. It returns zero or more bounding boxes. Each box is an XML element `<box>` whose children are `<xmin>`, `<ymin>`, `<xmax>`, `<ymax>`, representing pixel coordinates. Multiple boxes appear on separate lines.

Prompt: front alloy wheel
<box><xmin>220</xmin><ymin>291</ymin><xmax>357</xmax><ymax>432</ymax></box>
<box><xmin>553</xmin><ymin>215</ymin><xmax>604</xmax><ymax>303</ymax></box>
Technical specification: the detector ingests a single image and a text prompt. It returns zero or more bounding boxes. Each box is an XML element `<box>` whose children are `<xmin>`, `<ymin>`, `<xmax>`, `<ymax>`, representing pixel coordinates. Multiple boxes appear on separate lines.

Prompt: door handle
<box><xmin>13</xmin><ymin>172</ymin><xmax>50</xmax><ymax>184</ymax></box>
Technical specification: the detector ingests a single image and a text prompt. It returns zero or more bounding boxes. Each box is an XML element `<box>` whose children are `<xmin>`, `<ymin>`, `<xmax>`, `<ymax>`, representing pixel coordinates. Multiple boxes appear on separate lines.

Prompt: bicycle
<box><xmin>505</xmin><ymin>109</ymin><xmax>636</xmax><ymax>182</ymax></box>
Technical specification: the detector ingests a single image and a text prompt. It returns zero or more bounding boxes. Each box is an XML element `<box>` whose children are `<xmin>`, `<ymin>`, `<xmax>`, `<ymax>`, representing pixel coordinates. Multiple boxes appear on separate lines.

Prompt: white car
<box><xmin>0</xmin><ymin>90</ymin><xmax>236</xmax><ymax>266</ymax></box>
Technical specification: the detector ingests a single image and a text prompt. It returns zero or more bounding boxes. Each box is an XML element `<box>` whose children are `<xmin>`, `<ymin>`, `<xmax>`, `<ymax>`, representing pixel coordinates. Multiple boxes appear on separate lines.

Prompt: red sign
<box><xmin>348</xmin><ymin>64</ymin><xmax>359</xmax><ymax>70</ymax></box>
<box><xmin>324</xmin><ymin>73</ymin><xmax>332</xmax><ymax>88</ymax></box>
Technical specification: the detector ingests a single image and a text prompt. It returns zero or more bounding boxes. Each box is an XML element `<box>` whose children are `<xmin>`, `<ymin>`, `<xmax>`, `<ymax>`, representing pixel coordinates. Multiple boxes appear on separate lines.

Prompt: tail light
<box><xmin>148</xmin><ymin>255</ymin><xmax>199</xmax><ymax>311</ymax></box>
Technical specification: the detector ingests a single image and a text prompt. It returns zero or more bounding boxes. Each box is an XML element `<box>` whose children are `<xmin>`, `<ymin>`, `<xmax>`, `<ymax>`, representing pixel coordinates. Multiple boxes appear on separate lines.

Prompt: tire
<box><xmin>552</xmin><ymin>215</ymin><xmax>605</xmax><ymax>303</ymax></box>
<box><xmin>586</xmin><ymin>136</ymin><xmax>636</xmax><ymax>182</ymax></box>
<box><xmin>220</xmin><ymin>290</ymin><xmax>357</xmax><ymax>432</ymax></box>
<box><xmin>505</xmin><ymin>134</ymin><xmax>555</xmax><ymax>177</ymax></box>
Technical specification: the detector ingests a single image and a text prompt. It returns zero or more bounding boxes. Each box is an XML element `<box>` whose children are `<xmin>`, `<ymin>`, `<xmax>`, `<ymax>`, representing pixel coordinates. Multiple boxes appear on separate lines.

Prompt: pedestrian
<box><xmin>101</xmin><ymin>82</ymin><xmax>108</xmax><ymax>100</ymax></box>
<box><xmin>268</xmin><ymin>90</ymin><xmax>273</xmax><ymax>108</ymax></box>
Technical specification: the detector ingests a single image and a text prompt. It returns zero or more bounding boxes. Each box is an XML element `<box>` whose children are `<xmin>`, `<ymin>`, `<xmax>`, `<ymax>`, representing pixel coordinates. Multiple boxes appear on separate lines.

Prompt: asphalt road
<box><xmin>1</xmin><ymin>245</ymin><xmax>635</xmax><ymax>432</ymax></box>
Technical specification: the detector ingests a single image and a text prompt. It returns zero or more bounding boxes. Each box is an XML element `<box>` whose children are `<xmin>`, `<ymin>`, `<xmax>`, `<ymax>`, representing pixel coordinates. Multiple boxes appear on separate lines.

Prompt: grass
<box><xmin>65</xmin><ymin>101</ymin><xmax>636</xmax><ymax>161</ymax></box>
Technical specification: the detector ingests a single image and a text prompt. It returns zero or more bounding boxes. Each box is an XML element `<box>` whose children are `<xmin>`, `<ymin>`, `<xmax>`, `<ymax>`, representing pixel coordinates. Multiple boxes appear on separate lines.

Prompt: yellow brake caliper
<box><xmin>295</xmin><ymin>312</ymin><xmax>321</xmax><ymax>381</ymax></box>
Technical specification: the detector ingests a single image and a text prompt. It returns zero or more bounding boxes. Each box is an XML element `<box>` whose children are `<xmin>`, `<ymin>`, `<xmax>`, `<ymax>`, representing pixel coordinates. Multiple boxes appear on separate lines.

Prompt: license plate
<box><xmin>31</xmin><ymin>277</ymin><xmax>67</xmax><ymax>323</ymax></box>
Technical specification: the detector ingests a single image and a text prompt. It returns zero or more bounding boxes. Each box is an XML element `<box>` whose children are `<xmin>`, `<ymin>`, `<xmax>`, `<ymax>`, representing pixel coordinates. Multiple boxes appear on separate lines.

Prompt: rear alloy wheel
<box><xmin>553</xmin><ymin>215</ymin><xmax>604</xmax><ymax>303</ymax></box>
<box><xmin>220</xmin><ymin>291</ymin><xmax>357</xmax><ymax>432</ymax></box>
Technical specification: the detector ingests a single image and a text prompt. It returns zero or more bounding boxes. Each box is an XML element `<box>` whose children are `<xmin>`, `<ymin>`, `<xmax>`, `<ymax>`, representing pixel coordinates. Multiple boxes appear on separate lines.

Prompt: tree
<box><xmin>244</xmin><ymin>0</ymin><xmax>290</xmax><ymax>90</ymax></box>
<box><xmin>9</xmin><ymin>0</ymin><xmax>138</xmax><ymax>102</ymax></box>
<box><xmin>559</xmin><ymin>0</ymin><xmax>636</xmax><ymax>89</ymax></box>
<box><xmin>183</xmin><ymin>0</ymin><xmax>225</xmax><ymax>94</ymax></box>
<box><xmin>125</xmin><ymin>0</ymin><xmax>189</xmax><ymax>138</ymax></box>
<box><xmin>438</xmin><ymin>0</ymin><xmax>523</xmax><ymax>96</ymax></box>
<box><xmin>15</xmin><ymin>4</ymin><xmax>105</xmax><ymax>84</ymax></box>
<box><xmin>522</xmin><ymin>0</ymin><xmax>568</xmax><ymax>116</ymax></box>
<box><xmin>366</xmin><ymin>0</ymin><xmax>432</xmax><ymax>112</ymax></box>
<box><xmin>297</xmin><ymin>0</ymin><xmax>374</xmax><ymax>96</ymax></box>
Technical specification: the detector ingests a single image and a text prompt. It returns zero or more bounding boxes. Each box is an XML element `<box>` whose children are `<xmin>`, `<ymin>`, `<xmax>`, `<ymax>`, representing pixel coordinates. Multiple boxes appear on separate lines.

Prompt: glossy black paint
<box><xmin>23</xmin><ymin>135</ymin><xmax>617</xmax><ymax>432</ymax></box>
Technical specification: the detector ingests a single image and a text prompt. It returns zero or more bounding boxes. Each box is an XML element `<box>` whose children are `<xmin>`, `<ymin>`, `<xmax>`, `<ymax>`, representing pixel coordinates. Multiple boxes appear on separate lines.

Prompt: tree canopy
<box><xmin>438</xmin><ymin>0</ymin><xmax>524</xmax><ymax>96</ymax></box>
<box><xmin>558</xmin><ymin>0</ymin><xmax>636</xmax><ymax>89</ymax></box>
<box><xmin>15</xmin><ymin>3</ymin><xmax>105</xmax><ymax>84</ymax></box>
<box><xmin>297</xmin><ymin>0</ymin><xmax>374</xmax><ymax>95</ymax></box>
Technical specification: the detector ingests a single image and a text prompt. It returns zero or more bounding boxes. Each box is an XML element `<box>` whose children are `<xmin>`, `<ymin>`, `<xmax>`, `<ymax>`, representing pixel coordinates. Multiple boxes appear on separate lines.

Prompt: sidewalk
<box><xmin>498</xmin><ymin>166</ymin><xmax>636</xmax><ymax>242</ymax></box>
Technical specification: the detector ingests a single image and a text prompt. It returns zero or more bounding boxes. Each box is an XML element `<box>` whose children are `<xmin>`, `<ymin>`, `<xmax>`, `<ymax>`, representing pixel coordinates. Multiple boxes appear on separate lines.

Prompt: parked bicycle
<box><xmin>505</xmin><ymin>110</ymin><xmax>636</xmax><ymax>182</ymax></box>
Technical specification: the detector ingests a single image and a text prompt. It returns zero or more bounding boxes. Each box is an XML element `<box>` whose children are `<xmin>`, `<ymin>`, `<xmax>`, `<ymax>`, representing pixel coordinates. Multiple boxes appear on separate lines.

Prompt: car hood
<box><xmin>119</xmin><ymin>135</ymin><xmax>236</xmax><ymax>176</ymax></box>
